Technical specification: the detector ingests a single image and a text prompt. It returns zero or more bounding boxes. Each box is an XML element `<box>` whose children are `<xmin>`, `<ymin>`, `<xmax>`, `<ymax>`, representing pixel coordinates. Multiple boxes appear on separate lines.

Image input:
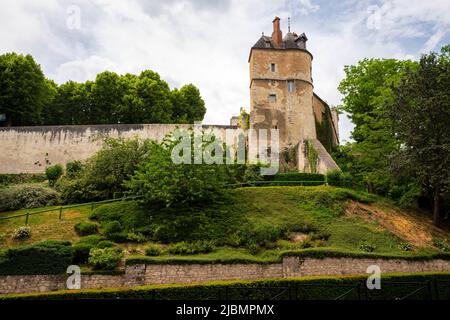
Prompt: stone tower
<box><xmin>248</xmin><ymin>17</ymin><xmax>340</xmax><ymax>173</ymax></box>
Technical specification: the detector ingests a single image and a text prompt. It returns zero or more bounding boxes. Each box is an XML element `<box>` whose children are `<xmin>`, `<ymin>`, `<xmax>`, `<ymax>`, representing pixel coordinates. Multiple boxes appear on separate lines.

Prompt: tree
<box><xmin>0</xmin><ymin>53</ymin><xmax>54</xmax><ymax>126</ymax></box>
<box><xmin>337</xmin><ymin>58</ymin><xmax>418</xmax><ymax>195</ymax></box>
<box><xmin>388</xmin><ymin>46</ymin><xmax>450</xmax><ymax>226</ymax></box>
<box><xmin>125</xmin><ymin>131</ymin><xmax>228</xmax><ymax>208</ymax></box>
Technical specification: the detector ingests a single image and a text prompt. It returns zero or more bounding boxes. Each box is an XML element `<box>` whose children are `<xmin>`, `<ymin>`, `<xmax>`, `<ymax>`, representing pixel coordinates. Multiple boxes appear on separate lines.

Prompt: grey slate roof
<box><xmin>252</xmin><ymin>32</ymin><xmax>308</xmax><ymax>50</ymax></box>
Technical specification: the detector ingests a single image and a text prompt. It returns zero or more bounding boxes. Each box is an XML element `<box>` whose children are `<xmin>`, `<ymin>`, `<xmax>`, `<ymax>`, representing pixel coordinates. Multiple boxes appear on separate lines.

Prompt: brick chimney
<box><xmin>271</xmin><ymin>17</ymin><xmax>282</xmax><ymax>47</ymax></box>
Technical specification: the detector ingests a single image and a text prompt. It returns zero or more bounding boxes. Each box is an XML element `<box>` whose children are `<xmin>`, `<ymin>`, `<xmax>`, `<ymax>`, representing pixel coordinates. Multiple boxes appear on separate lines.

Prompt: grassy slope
<box><xmin>0</xmin><ymin>186</ymin><xmax>448</xmax><ymax>260</ymax></box>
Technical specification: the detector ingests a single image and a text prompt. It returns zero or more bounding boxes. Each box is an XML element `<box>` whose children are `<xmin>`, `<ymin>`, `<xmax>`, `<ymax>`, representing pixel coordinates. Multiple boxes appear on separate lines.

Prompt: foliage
<box><xmin>432</xmin><ymin>238</ymin><xmax>449</xmax><ymax>252</ymax></box>
<box><xmin>42</xmin><ymin>70</ymin><xmax>205</xmax><ymax>125</ymax></box>
<box><xmin>145</xmin><ymin>244</ymin><xmax>162</xmax><ymax>256</ymax></box>
<box><xmin>326</xmin><ymin>170</ymin><xmax>353</xmax><ymax>188</ymax></box>
<box><xmin>399</xmin><ymin>242</ymin><xmax>413</xmax><ymax>252</ymax></box>
<box><xmin>337</xmin><ymin>57</ymin><xmax>419</xmax><ymax>198</ymax></box>
<box><xmin>57</xmin><ymin>138</ymin><xmax>153</xmax><ymax>203</ymax></box>
<box><xmin>65</xmin><ymin>160</ymin><xmax>84</xmax><ymax>179</ymax></box>
<box><xmin>0</xmin><ymin>240</ymin><xmax>73</xmax><ymax>275</ymax></box>
<box><xmin>88</xmin><ymin>247</ymin><xmax>123</xmax><ymax>270</ymax></box>
<box><xmin>126</xmin><ymin>232</ymin><xmax>147</xmax><ymax>243</ymax></box>
<box><xmin>126</xmin><ymin>131</ymin><xmax>229</xmax><ymax>208</ymax></box>
<box><xmin>74</xmin><ymin>222</ymin><xmax>98</xmax><ymax>236</ymax></box>
<box><xmin>388</xmin><ymin>46</ymin><xmax>450</xmax><ymax>226</ymax></box>
<box><xmin>0</xmin><ymin>184</ymin><xmax>60</xmax><ymax>211</ymax></box>
<box><xmin>45</xmin><ymin>164</ymin><xmax>63</xmax><ymax>186</ymax></box>
<box><xmin>359</xmin><ymin>242</ymin><xmax>376</xmax><ymax>253</ymax></box>
<box><xmin>0</xmin><ymin>52</ymin><xmax>55</xmax><ymax>126</ymax></box>
<box><xmin>167</xmin><ymin>241</ymin><xmax>216</xmax><ymax>255</ymax></box>
<box><xmin>237</xmin><ymin>107</ymin><xmax>250</xmax><ymax>129</ymax></box>
<box><xmin>12</xmin><ymin>226</ymin><xmax>32</xmax><ymax>240</ymax></box>
<box><xmin>264</xmin><ymin>172</ymin><xmax>325</xmax><ymax>186</ymax></box>
<box><xmin>0</xmin><ymin>174</ymin><xmax>46</xmax><ymax>187</ymax></box>
<box><xmin>306</xmin><ymin>140</ymin><xmax>319</xmax><ymax>173</ymax></box>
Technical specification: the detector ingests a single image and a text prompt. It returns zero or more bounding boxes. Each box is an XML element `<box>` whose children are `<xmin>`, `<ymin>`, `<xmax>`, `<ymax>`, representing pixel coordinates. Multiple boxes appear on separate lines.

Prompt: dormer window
<box><xmin>271</xmin><ymin>63</ymin><xmax>276</xmax><ymax>72</ymax></box>
<box><xmin>265</xmin><ymin>41</ymin><xmax>271</xmax><ymax>48</ymax></box>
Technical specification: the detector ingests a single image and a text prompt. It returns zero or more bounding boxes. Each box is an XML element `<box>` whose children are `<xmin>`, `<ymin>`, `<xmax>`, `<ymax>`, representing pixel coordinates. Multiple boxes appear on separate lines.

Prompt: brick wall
<box><xmin>1</xmin><ymin>257</ymin><xmax>450</xmax><ymax>295</ymax></box>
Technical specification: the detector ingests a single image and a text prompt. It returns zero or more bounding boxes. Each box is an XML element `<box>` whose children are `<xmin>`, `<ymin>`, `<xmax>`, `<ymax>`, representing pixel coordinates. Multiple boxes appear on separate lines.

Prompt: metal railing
<box><xmin>0</xmin><ymin>195</ymin><xmax>143</xmax><ymax>225</ymax></box>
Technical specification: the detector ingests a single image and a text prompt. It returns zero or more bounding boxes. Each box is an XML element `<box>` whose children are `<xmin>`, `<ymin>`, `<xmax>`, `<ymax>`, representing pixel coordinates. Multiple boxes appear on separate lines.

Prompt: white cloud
<box><xmin>0</xmin><ymin>0</ymin><xmax>449</xmax><ymax>142</ymax></box>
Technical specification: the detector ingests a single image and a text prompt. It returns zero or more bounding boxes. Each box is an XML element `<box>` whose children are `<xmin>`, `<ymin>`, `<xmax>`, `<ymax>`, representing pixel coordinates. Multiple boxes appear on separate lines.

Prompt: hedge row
<box><xmin>263</xmin><ymin>173</ymin><xmax>325</xmax><ymax>186</ymax></box>
<box><xmin>125</xmin><ymin>248</ymin><xmax>450</xmax><ymax>266</ymax></box>
<box><xmin>0</xmin><ymin>240</ymin><xmax>73</xmax><ymax>275</ymax></box>
<box><xmin>2</xmin><ymin>272</ymin><xmax>450</xmax><ymax>300</ymax></box>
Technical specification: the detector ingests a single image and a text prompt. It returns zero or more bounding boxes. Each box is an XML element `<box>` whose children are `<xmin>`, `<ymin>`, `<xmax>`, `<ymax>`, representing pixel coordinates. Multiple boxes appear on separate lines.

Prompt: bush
<box><xmin>88</xmin><ymin>247</ymin><xmax>123</xmax><ymax>270</ymax></box>
<box><xmin>145</xmin><ymin>244</ymin><xmax>162</xmax><ymax>256</ymax></box>
<box><xmin>432</xmin><ymin>238</ymin><xmax>449</xmax><ymax>252</ymax></box>
<box><xmin>103</xmin><ymin>221</ymin><xmax>123</xmax><ymax>236</ymax></box>
<box><xmin>126</xmin><ymin>232</ymin><xmax>147</xmax><ymax>243</ymax></box>
<box><xmin>359</xmin><ymin>243</ymin><xmax>376</xmax><ymax>253</ymax></box>
<box><xmin>97</xmin><ymin>240</ymin><xmax>114</xmax><ymax>248</ymax></box>
<box><xmin>12</xmin><ymin>226</ymin><xmax>32</xmax><ymax>240</ymax></box>
<box><xmin>45</xmin><ymin>164</ymin><xmax>64</xmax><ymax>186</ymax></box>
<box><xmin>77</xmin><ymin>235</ymin><xmax>105</xmax><ymax>247</ymax></box>
<box><xmin>72</xmin><ymin>243</ymin><xmax>93</xmax><ymax>264</ymax></box>
<box><xmin>0</xmin><ymin>184</ymin><xmax>60</xmax><ymax>211</ymax></box>
<box><xmin>125</xmin><ymin>132</ymin><xmax>228</xmax><ymax>208</ymax></box>
<box><xmin>168</xmin><ymin>241</ymin><xmax>215</xmax><ymax>255</ymax></box>
<box><xmin>0</xmin><ymin>240</ymin><xmax>73</xmax><ymax>275</ymax></box>
<box><xmin>65</xmin><ymin>160</ymin><xmax>85</xmax><ymax>179</ymax></box>
<box><xmin>74</xmin><ymin>222</ymin><xmax>98</xmax><ymax>236</ymax></box>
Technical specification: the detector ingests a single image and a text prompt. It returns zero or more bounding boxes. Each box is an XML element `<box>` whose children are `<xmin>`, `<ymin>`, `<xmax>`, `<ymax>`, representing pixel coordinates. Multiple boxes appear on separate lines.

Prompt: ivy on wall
<box><xmin>315</xmin><ymin>107</ymin><xmax>335</xmax><ymax>153</ymax></box>
<box><xmin>306</xmin><ymin>140</ymin><xmax>319</xmax><ymax>173</ymax></box>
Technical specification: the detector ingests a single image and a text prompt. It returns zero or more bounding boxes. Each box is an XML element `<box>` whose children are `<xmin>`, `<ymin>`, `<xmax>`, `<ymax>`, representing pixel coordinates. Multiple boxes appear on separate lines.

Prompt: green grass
<box><xmin>0</xmin><ymin>185</ymin><xmax>446</xmax><ymax>260</ymax></box>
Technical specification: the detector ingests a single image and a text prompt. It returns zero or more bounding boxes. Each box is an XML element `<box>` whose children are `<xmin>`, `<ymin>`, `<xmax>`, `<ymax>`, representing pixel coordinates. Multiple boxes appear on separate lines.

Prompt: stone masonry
<box><xmin>1</xmin><ymin>257</ymin><xmax>450</xmax><ymax>295</ymax></box>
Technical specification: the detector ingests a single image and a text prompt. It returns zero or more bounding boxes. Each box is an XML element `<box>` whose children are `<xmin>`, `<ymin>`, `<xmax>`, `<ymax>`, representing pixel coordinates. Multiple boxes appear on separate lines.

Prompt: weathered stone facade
<box><xmin>1</xmin><ymin>257</ymin><xmax>450</xmax><ymax>295</ymax></box>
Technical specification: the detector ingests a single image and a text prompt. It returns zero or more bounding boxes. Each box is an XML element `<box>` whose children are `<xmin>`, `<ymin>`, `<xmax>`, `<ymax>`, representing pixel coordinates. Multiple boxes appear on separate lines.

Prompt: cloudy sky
<box><xmin>1</xmin><ymin>0</ymin><xmax>449</xmax><ymax>142</ymax></box>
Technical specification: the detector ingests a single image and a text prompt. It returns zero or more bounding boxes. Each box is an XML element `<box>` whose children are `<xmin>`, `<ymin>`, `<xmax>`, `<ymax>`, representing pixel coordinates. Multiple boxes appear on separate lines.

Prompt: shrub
<box><xmin>359</xmin><ymin>243</ymin><xmax>376</xmax><ymax>253</ymax></box>
<box><xmin>65</xmin><ymin>160</ymin><xmax>85</xmax><ymax>179</ymax></box>
<box><xmin>45</xmin><ymin>164</ymin><xmax>64</xmax><ymax>186</ymax></box>
<box><xmin>0</xmin><ymin>184</ymin><xmax>60</xmax><ymax>211</ymax></box>
<box><xmin>77</xmin><ymin>235</ymin><xmax>105</xmax><ymax>247</ymax></box>
<box><xmin>125</xmin><ymin>132</ymin><xmax>228</xmax><ymax>208</ymax></box>
<box><xmin>168</xmin><ymin>241</ymin><xmax>215</xmax><ymax>255</ymax></box>
<box><xmin>74</xmin><ymin>222</ymin><xmax>98</xmax><ymax>236</ymax></box>
<box><xmin>145</xmin><ymin>244</ymin><xmax>162</xmax><ymax>256</ymax></box>
<box><xmin>432</xmin><ymin>238</ymin><xmax>449</xmax><ymax>252</ymax></box>
<box><xmin>72</xmin><ymin>243</ymin><xmax>93</xmax><ymax>264</ymax></box>
<box><xmin>103</xmin><ymin>221</ymin><xmax>123</xmax><ymax>236</ymax></box>
<box><xmin>0</xmin><ymin>174</ymin><xmax>46</xmax><ymax>187</ymax></box>
<box><xmin>97</xmin><ymin>240</ymin><xmax>114</xmax><ymax>248</ymax></box>
<box><xmin>0</xmin><ymin>240</ymin><xmax>73</xmax><ymax>275</ymax></box>
<box><xmin>126</xmin><ymin>232</ymin><xmax>147</xmax><ymax>243</ymax></box>
<box><xmin>12</xmin><ymin>226</ymin><xmax>32</xmax><ymax>240</ymax></box>
<box><xmin>88</xmin><ymin>247</ymin><xmax>123</xmax><ymax>270</ymax></box>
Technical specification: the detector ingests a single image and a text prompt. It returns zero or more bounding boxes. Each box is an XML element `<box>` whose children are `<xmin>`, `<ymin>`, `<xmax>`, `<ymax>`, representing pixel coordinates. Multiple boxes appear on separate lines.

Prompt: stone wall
<box><xmin>1</xmin><ymin>257</ymin><xmax>450</xmax><ymax>295</ymax></box>
<box><xmin>0</xmin><ymin>124</ymin><xmax>236</xmax><ymax>174</ymax></box>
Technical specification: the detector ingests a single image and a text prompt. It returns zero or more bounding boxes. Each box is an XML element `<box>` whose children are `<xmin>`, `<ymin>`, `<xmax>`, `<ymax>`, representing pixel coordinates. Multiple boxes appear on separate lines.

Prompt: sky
<box><xmin>1</xmin><ymin>0</ymin><xmax>449</xmax><ymax>143</ymax></box>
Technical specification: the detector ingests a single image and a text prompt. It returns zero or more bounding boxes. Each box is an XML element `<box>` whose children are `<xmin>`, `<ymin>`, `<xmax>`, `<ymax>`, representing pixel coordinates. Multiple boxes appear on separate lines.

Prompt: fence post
<box><xmin>25</xmin><ymin>212</ymin><xmax>29</xmax><ymax>225</ymax></box>
<box><xmin>59</xmin><ymin>206</ymin><xmax>63</xmax><ymax>220</ymax></box>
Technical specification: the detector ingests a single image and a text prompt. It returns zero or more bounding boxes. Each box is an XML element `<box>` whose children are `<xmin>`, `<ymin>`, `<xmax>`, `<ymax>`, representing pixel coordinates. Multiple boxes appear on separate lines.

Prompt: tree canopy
<box><xmin>0</xmin><ymin>52</ymin><xmax>206</xmax><ymax>126</ymax></box>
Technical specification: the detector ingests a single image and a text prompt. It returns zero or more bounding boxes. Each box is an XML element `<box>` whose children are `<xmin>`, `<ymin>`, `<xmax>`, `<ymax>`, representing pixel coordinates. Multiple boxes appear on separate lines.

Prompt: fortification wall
<box><xmin>1</xmin><ymin>257</ymin><xmax>449</xmax><ymax>295</ymax></box>
<box><xmin>0</xmin><ymin>124</ymin><xmax>235</xmax><ymax>174</ymax></box>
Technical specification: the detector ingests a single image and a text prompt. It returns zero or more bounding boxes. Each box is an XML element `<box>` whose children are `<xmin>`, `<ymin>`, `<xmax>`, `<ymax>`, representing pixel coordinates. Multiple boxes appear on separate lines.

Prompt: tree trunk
<box><xmin>433</xmin><ymin>189</ymin><xmax>442</xmax><ymax>227</ymax></box>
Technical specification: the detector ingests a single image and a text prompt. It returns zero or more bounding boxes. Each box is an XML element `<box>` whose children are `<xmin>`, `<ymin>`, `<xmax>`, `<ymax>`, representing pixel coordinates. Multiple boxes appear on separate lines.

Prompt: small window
<box><xmin>271</xmin><ymin>63</ymin><xmax>276</xmax><ymax>72</ymax></box>
<box><xmin>265</xmin><ymin>42</ymin><xmax>271</xmax><ymax>48</ymax></box>
<box><xmin>268</xmin><ymin>94</ymin><xmax>277</xmax><ymax>103</ymax></box>
<box><xmin>288</xmin><ymin>80</ymin><xmax>295</xmax><ymax>93</ymax></box>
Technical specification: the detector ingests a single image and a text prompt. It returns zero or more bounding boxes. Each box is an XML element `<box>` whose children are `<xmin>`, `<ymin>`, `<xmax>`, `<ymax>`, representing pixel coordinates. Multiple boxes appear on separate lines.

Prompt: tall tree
<box><xmin>0</xmin><ymin>53</ymin><xmax>54</xmax><ymax>126</ymax></box>
<box><xmin>388</xmin><ymin>46</ymin><xmax>450</xmax><ymax>226</ymax></box>
<box><xmin>337</xmin><ymin>58</ymin><xmax>417</xmax><ymax>194</ymax></box>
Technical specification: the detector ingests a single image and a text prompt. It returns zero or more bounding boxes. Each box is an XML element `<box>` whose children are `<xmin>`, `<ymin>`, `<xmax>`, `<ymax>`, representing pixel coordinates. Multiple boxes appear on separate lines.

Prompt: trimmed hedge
<box><xmin>0</xmin><ymin>240</ymin><xmax>73</xmax><ymax>275</ymax></box>
<box><xmin>126</xmin><ymin>248</ymin><xmax>450</xmax><ymax>266</ymax></box>
<box><xmin>2</xmin><ymin>272</ymin><xmax>450</xmax><ymax>300</ymax></box>
<box><xmin>264</xmin><ymin>173</ymin><xmax>325</xmax><ymax>186</ymax></box>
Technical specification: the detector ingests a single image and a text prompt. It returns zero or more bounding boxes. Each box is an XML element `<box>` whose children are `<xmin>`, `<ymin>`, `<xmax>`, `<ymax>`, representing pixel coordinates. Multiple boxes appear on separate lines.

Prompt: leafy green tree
<box><xmin>90</xmin><ymin>71</ymin><xmax>124</xmax><ymax>124</ymax></box>
<box><xmin>126</xmin><ymin>131</ymin><xmax>228</xmax><ymax>208</ymax></box>
<box><xmin>337</xmin><ymin>58</ymin><xmax>418</xmax><ymax>194</ymax></box>
<box><xmin>0</xmin><ymin>53</ymin><xmax>54</xmax><ymax>126</ymax></box>
<box><xmin>388</xmin><ymin>46</ymin><xmax>450</xmax><ymax>226</ymax></box>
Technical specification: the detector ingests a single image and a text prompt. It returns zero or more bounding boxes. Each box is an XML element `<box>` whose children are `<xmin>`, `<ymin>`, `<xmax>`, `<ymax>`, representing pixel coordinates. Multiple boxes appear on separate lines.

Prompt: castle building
<box><xmin>245</xmin><ymin>17</ymin><xmax>339</xmax><ymax>173</ymax></box>
<box><xmin>0</xmin><ymin>17</ymin><xmax>339</xmax><ymax>175</ymax></box>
